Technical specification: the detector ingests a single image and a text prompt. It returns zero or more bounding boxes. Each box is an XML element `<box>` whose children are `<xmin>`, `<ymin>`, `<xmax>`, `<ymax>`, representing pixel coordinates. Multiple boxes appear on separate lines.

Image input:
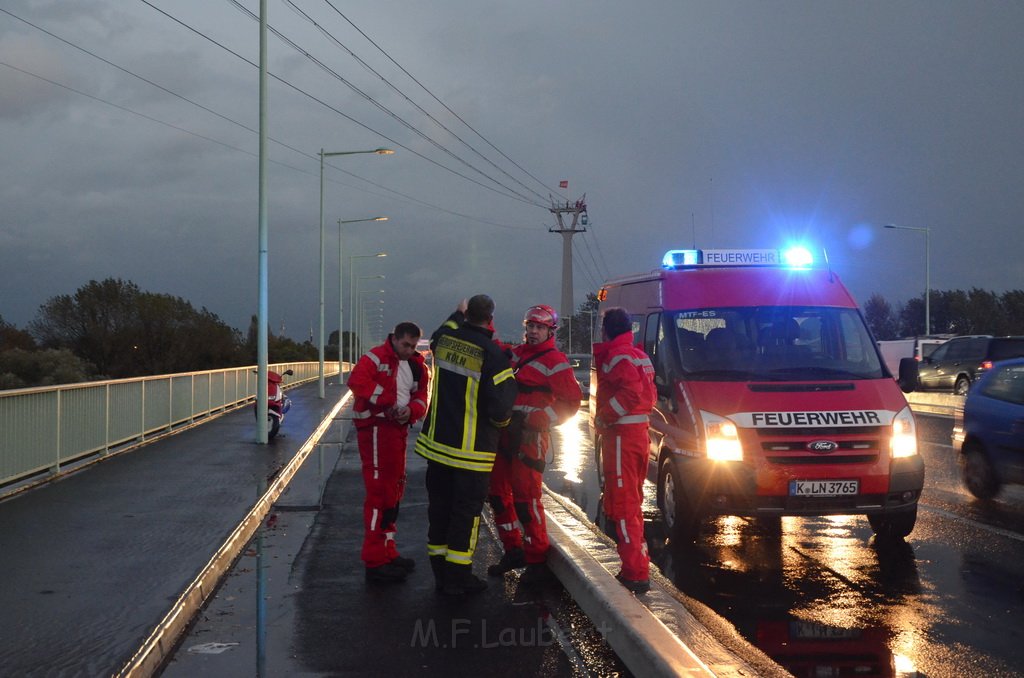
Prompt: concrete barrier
<box><xmin>906</xmin><ymin>391</ymin><xmax>961</xmax><ymax>417</ymax></box>
<box><xmin>541</xmin><ymin>490</ymin><xmax>787</xmax><ymax>678</ymax></box>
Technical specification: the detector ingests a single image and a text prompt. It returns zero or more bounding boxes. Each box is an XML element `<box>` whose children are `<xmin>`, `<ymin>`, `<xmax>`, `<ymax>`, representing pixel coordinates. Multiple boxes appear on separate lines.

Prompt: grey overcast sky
<box><xmin>1</xmin><ymin>1</ymin><xmax>1022</xmax><ymax>342</ymax></box>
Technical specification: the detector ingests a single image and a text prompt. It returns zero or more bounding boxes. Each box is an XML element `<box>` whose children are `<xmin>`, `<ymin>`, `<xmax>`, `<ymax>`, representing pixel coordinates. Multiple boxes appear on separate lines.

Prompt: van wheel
<box><xmin>867</xmin><ymin>506</ymin><xmax>917</xmax><ymax>539</ymax></box>
<box><xmin>658</xmin><ymin>457</ymin><xmax>700</xmax><ymax>544</ymax></box>
<box><xmin>962</xmin><ymin>443</ymin><xmax>1000</xmax><ymax>499</ymax></box>
<box><xmin>954</xmin><ymin>375</ymin><xmax>971</xmax><ymax>396</ymax></box>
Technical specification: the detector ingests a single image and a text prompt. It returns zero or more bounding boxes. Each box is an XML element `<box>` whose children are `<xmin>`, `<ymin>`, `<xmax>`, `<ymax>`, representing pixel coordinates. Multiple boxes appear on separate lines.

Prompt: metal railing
<box><xmin>0</xmin><ymin>362</ymin><xmax>340</xmax><ymax>491</ymax></box>
<box><xmin>905</xmin><ymin>391</ymin><xmax>960</xmax><ymax>417</ymax></box>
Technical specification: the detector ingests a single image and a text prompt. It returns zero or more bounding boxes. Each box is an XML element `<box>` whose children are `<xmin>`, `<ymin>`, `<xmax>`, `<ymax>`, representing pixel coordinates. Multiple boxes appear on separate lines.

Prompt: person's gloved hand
<box><xmin>498</xmin><ymin>411</ymin><xmax>525</xmax><ymax>459</ymax></box>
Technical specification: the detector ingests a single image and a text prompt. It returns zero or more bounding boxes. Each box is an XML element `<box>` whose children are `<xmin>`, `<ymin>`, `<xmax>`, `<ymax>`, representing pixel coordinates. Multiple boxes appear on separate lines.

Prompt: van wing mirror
<box><xmin>897</xmin><ymin>357</ymin><xmax>919</xmax><ymax>394</ymax></box>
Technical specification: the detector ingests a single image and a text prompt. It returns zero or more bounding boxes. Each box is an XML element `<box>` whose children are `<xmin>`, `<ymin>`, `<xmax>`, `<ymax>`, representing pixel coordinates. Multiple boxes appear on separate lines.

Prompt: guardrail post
<box><xmin>104</xmin><ymin>383</ymin><xmax>111</xmax><ymax>457</ymax></box>
<box><xmin>52</xmin><ymin>388</ymin><xmax>62</xmax><ymax>477</ymax></box>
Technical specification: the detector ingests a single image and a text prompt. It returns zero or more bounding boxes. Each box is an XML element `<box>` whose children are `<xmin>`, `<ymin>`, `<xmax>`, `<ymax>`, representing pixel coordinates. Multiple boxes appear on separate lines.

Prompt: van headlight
<box><xmin>890</xmin><ymin>406</ymin><xmax>918</xmax><ymax>458</ymax></box>
<box><xmin>701</xmin><ymin>411</ymin><xmax>743</xmax><ymax>462</ymax></box>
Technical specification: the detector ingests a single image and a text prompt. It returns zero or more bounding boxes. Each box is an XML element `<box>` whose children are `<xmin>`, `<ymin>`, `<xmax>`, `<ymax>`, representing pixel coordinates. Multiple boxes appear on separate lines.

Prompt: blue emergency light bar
<box><xmin>662</xmin><ymin>246</ymin><xmax>815</xmax><ymax>270</ymax></box>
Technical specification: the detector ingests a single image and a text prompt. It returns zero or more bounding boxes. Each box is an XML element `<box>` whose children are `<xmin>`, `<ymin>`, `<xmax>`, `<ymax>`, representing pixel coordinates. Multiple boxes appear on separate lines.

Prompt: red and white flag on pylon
<box><xmin>558</xmin><ymin>180</ymin><xmax>569</xmax><ymax>189</ymax></box>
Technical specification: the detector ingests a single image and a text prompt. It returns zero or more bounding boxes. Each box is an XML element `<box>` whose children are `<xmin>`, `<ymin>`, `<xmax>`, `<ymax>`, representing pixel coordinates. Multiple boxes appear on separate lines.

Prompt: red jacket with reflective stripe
<box><xmin>349</xmin><ymin>336</ymin><xmax>429</xmax><ymax>429</ymax></box>
<box><xmin>593</xmin><ymin>331</ymin><xmax>656</xmax><ymax>429</ymax></box>
<box><xmin>510</xmin><ymin>336</ymin><xmax>581</xmax><ymax>432</ymax></box>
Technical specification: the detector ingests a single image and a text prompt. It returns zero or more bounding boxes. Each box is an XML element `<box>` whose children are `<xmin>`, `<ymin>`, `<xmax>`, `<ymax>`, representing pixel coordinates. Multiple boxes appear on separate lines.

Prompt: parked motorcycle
<box><xmin>258</xmin><ymin>368</ymin><xmax>293</xmax><ymax>440</ymax></box>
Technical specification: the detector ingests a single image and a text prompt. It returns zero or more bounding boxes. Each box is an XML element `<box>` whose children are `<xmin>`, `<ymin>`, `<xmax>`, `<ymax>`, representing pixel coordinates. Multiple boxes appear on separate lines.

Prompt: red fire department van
<box><xmin>594</xmin><ymin>247</ymin><xmax>924</xmax><ymax>542</ymax></box>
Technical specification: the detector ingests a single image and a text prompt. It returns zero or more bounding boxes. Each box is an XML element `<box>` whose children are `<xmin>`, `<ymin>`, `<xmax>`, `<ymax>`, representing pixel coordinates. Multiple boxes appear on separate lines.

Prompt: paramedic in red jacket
<box><xmin>349</xmin><ymin>322</ymin><xmax>430</xmax><ymax>583</ymax></box>
<box><xmin>594</xmin><ymin>307</ymin><xmax>656</xmax><ymax>594</ymax></box>
<box><xmin>487</xmin><ymin>305</ymin><xmax>581</xmax><ymax>584</ymax></box>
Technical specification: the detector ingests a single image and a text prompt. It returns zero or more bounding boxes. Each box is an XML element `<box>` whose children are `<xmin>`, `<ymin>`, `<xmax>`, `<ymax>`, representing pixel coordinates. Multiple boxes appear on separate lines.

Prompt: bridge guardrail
<box><xmin>0</xmin><ymin>362</ymin><xmax>340</xmax><ymax>494</ymax></box>
<box><xmin>905</xmin><ymin>391</ymin><xmax>960</xmax><ymax>417</ymax></box>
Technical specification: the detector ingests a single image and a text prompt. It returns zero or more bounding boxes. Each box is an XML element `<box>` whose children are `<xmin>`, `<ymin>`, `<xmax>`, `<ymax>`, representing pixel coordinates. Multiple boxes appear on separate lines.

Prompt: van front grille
<box><xmin>753</xmin><ymin>426</ymin><xmax>885</xmax><ymax>465</ymax></box>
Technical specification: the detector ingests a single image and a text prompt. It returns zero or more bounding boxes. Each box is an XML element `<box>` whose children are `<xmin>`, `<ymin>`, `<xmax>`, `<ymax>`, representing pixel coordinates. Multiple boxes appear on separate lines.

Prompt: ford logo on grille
<box><xmin>807</xmin><ymin>440</ymin><xmax>839</xmax><ymax>453</ymax></box>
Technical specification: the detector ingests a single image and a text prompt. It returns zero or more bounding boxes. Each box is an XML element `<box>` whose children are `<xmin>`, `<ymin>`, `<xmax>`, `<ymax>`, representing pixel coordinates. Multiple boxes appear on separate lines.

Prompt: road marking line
<box><xmin>920</xmin><ymin>504</ymin><xmax>1024</xmax><ymax>543</ymax></box>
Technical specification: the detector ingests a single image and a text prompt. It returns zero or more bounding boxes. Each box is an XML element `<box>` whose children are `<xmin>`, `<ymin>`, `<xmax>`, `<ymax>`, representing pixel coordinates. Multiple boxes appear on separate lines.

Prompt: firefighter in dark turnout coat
<box><xmin>414</xmin><ymin>295</ymin><xmax>517</xmax><ymax>595</ymax></box>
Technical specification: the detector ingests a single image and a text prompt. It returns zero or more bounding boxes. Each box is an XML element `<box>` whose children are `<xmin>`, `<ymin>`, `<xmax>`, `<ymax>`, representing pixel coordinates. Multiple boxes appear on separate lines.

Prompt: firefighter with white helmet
<box><xmin>487</xmin><ymin>304</ymin><xmax>582</xmax><ymax>584</ymax></box>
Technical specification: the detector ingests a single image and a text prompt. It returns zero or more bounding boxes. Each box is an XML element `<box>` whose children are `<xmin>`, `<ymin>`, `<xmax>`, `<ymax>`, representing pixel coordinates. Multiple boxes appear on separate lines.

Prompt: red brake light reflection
<box><xmin>982</xmin><ymin>360</ymin><xmax>993</xmax><ymax>369</ymax></box>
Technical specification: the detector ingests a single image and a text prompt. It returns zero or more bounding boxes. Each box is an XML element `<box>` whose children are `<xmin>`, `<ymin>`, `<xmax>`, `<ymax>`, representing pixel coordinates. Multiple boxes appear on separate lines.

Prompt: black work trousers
<box><xmin>424</xmin><ymin>460</ymin><xmax>490</xmax><ymax>566</ymax></box>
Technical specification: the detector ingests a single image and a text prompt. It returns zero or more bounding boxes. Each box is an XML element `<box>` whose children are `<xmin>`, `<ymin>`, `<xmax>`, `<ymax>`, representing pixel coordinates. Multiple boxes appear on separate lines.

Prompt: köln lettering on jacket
<box><xmin>731</xmin><ymin>410</ymin><xmax>891</xmax><ymax>428</ymax></box>
<box><xmin>435</xmin><ymin>335</ymin><xmax>484</xmax><ymax>375</ymax></box>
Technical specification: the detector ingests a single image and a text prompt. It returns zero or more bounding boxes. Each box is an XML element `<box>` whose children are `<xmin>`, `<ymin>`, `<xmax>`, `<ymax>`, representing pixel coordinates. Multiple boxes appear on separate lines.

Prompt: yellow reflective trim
<box><xmin>415</xmin><ymin>435</ymin><xmax>495</xmax><ymax>461</ymax></box>
<box><xmin>443</xmin><ymin>320</ymin><xmax>459</xmax><ymax>330</ymax></box>
<box><xmin>493</xmin><ymin>367</ymin><xmax>514</xmax><ymax>385</ymax></box>
<box><xmin>427</xmin><ymin>370</ymin><xmax>440</xmax><ymax>432</ymax></box>
<box><xmin>446</xmin><ymin>516</ymin><xmax>480</xmax><ymax>564</ymax></box>
<box><xmin>435</xmin><ymin>335</ymin><xmax>484</xmax><ymax>375</ymax></box>
<box><xmin>414</xmin><ymin>438</ymin><xmax>495</xmax><ymax>472</ymax></box>
<box><xmin>469</xmin><ymin>515</ymin><xmax>479</xmax><ymax>554</ymax></box>
<box><xmin>462</xmin><ymin>377</ymin><xmax>480</xmax><ymax>450</ymax></box>
<box><xmin>446</xmin><ymin>551</ymin><xmax>473</xmax><ymax>565</ymax></box>
<box><xmin>427</xmin><ymin>543</ymin><xmax>447</xmax><ymax>557</ymax></box>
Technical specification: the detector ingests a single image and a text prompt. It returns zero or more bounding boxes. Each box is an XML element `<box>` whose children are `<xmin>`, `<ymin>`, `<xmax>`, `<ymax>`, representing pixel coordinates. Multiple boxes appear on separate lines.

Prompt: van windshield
<box><xmin>664</xmin><ymin>306</ymin><xmax>885</xmax><ymax>381</ymax></box>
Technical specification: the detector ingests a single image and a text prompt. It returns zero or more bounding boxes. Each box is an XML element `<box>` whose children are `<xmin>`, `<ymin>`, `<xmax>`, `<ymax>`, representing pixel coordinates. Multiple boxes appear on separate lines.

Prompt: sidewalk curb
<box><xmin>542</xmin><ymin>487</ymin><xmax>783</xmax><ymax>678</ymax></box>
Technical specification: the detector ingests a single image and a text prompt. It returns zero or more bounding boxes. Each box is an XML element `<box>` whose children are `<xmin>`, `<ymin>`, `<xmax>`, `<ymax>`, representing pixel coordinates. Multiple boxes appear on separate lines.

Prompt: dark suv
<box><xmin>918</xmin><ymin>335</ymin><xmax>1024</xmax><ymax>395</ymax></box>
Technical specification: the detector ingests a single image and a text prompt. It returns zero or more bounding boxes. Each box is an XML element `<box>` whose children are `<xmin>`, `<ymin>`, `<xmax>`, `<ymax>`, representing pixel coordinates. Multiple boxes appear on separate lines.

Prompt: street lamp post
<box><xmin>584</xmin><ymin>308</ymin><xmax>595</xmax><ymax>352</ymax></box>
<box><xmin>317</xmin><ymin>147</ymin><xmax>393</xmax><ymax>398</ymax></box>
<box><xmin>884</xmin><ymin>223</ymin><xmax>931</xmax><ymax>335</ymax></box>
<box><xmin>358</xmin><ymin>290</ymin><xmax>385</xmax><ymax>354</ymax></box>
<box><xmin>337</xmin><ymin>219</ymin><xmax>387</xmax><ymax>376</ymax></box>
<box><xmin>349</xmin><ymin>261</ymin><xmax>386</xmax><ymax>366</ymax></box>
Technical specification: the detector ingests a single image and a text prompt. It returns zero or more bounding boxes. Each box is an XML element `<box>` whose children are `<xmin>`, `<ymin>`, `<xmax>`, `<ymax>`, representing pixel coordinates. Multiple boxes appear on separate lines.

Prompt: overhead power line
<box><xmin>316</xmin><ymin>0</ymin><xmax>554</xmax><ymax>199</ymax></box>
<box><xmin>138</xmin><ymin>0</ymin><xmax>542</xmax><ymax>207</ymax></box>
<box><xmin>1</xmin><ymin>4</ymin><xmax>561</xmax><ymax>231</ymax></box>
<box><xmin>284</xmin><ymin>0</ymin><xmax>550</xmax><ymax>205</ymax></box>
<box><xmin>224</xmin><ymin>0</ymin><xmax>545</xmax><ymax>208</ymax></box>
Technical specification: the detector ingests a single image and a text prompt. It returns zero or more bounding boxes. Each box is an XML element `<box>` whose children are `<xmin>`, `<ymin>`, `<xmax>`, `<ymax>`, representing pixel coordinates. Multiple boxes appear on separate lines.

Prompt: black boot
<box><xmin>442</xmin><ymin>561</ymin><xmax>487</xmax><ymax>596</ymax></box>
<box><xmin>365</xmin><ymin>561</ymin><xmax>408</xmax><ymax>584</ymax></box>
<box><xmin>487</xmin><ymin>547</ymin><xmax>526</xmax><ymax>576</ymax></box>
<box><xmin>429</xmin><ymin>555</ymin><xmax>446</xmax><ymax>592</ymax></box>
<box><xmin>519</xmin><ymin>562</ymin><xmax>554</xmax><ymax>587</ymax></box>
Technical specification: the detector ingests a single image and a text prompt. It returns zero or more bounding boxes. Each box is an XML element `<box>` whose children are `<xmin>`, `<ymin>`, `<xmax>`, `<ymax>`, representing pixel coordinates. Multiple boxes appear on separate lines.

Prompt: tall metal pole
<box><xmin>317</xmin><ymin>150</ymin><xmax>326</xmax><ymax>398</ymax></box>
<box><xmin>348</xmin><ymin>258</ymin><xmax>356</xmax><ymax>368</ymax></box>
<box><xmin>256</xmin><ymin>0</ymin><xmax>269</xmax><ymax>444</ymax></box>
<box><xmin>549</xmin><ymin>195</ymin><xmax>586</xmax><ymax>351</ymax></box>
<box><xmin>346</xmin><ymin>252</ymin><xmax>386</xmax><ymax>369</ymax></box>
<box><xmin>561</xmin><ymin>230</ymin><xmax>574</xmax><ymax>351</ymax></box>
<box><xmin>925</xmin><ymin>227</ymin><xmax>931</xmax><ymax>336</ymax></box>
<box><xmin>342</xmin><ymin>219</ymin><xmax>350</xmax><ymax>376</ymax></box>
<box><xmin>884</xmin><ymin>223</ymin><xmax>931</xmax><ymax>336</ymax></box>
<box><xmin>317</xmin><ymin>149</ymin><xmax>392</xmax><ymax>392</ymax></box>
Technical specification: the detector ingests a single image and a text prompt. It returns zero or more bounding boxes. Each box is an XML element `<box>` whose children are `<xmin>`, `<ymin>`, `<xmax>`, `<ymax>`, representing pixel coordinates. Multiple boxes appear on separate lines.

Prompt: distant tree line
<box><xmin>0</xmin><ymin>278</ymin><xmax>319</xmax><ymax>389</ymax></box>
<box><xmin>7</xmin><ymin>280</ymin><xmax>1024</xmax><ymax>389</ymax></box>
<box><xmin>862</xmin><ymin>288</ymin><xmax>1024</xmax><ymax>340</ymax></box>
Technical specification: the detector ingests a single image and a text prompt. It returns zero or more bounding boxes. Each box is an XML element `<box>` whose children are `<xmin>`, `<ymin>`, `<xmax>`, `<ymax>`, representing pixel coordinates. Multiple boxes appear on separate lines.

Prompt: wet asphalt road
<box><xmin>164</xmin><ymin>403</ymin><xmax>628</xmax><ymax>677</ymax></box>
<box><xmin>544</xmin><ymin>412</ymin><xmax>1024</xmax><ymax>678</ymax></box>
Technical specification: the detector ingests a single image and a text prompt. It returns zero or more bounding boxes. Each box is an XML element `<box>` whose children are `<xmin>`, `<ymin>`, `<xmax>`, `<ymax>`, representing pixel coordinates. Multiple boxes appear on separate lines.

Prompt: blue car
<box><xmin>951</xmin><ymin>358</ymin><xmax>1024</xmax><ymax>498</ymax></box>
